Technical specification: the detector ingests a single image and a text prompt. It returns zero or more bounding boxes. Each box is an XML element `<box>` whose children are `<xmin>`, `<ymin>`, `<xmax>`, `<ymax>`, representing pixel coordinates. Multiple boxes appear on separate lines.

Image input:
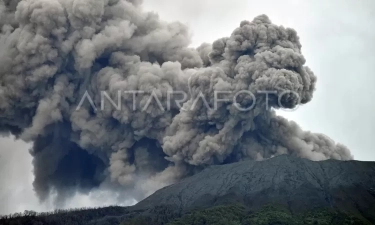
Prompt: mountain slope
<box><xmin>2</xmin><ymin>155</ymin><xmax>375</xmax><ymax>225</ymax></box>
<box><xmin>136</xmin><ymin>155</ymin><xmax>375</xmax><ymax>221</ymax></box>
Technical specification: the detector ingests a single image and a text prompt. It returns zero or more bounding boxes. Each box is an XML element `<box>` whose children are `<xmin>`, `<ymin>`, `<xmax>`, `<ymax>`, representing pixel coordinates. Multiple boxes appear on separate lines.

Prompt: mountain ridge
<box><xmin>2</xmin><ymin>155</ymin><xmax>375</xmax><ymax>225</ymax></box>
<box><xmin>136</xmin><ymin>155</ymin><xmax>375</xmax><ymax>221</ymax></box>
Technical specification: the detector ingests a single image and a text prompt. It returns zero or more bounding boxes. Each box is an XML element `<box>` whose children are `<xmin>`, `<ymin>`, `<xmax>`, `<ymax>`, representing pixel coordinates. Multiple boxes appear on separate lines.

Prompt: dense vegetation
<box><xmin>1</xmin><ymin>204</ymin><xmax>372</xmax><ymax>225</ymax></box>
<box><xmin>152</xmin><ymin>204</ymin><xmax>371</xmax><ymax>225</ymax></box>
<box><xmin>0</xmin><ymin>206</ymin><xmax>128</xmax><ymax>225</ymax></box>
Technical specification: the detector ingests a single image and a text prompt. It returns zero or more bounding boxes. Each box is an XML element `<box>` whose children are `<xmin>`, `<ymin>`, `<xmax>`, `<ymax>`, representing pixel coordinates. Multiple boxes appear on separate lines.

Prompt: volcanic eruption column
<box><xmin>0</xmin><ymin>0</ymin><xmax>352</xmax><ymax>202</ymax></box>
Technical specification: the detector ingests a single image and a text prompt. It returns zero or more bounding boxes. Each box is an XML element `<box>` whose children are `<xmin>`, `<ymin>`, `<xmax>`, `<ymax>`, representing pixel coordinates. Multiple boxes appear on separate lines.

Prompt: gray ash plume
<box><xmin>0</xmin><ymin>0</ymin><xmax>352</xmax><ymax>204</ymax></box>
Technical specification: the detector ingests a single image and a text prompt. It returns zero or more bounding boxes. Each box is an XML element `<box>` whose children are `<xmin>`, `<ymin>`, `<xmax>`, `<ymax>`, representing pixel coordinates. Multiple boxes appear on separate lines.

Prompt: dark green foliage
<box><xmin>1</xmin><ymin>204</ymin><xmax>372</xmax><ymax>225</ymax></box>
<box><xmin>120</xmin><ymin>205</ymin><xmax>181</xmax><ymax>225</ymax></box>
<box><xmin>167</xmin><ymin>204</ymin><xmax>246</xmax><ymax>225</ymax></box>
<box><xmin>165</xmin><ymin>204</ymin><xmax>371</xmax><ymax>225</ymax></box>
<box><xmin>301</xmin><ymin>209</ymin><xmax>372</xmax><ymax>225</ymax></box>
<box><xmin>242</xmin><ymin>205</ymin><xmax>299</xmax><ymax>225</ymax></box>
<box><xmin>0</xmin><ymin>206</ymin><xmax>128</xmax><ymax>225</ymax></box>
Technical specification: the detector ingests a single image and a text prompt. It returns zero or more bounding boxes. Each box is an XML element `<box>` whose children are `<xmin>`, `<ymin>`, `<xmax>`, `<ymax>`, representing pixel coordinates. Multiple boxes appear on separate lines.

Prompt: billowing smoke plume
<box><xmin>0</xmin><ymin>0</ymin><xmax>352</xmax><ymax>203</ymax></box>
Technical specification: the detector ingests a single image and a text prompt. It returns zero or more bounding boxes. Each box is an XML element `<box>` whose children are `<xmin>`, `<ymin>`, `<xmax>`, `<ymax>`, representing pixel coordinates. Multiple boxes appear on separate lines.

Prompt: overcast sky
<box><xmin>0</xmin><ymin>0</ymin><xmax>374</xmax><ymax>215</ymax></box>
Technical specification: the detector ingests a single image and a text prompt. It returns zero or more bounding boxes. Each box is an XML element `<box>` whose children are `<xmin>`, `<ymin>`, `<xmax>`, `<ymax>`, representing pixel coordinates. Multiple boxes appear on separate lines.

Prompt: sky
<box><xmin>1</xmin><ymin>0</ymin><xmax>375</xmax><ymax>215</ymax></box>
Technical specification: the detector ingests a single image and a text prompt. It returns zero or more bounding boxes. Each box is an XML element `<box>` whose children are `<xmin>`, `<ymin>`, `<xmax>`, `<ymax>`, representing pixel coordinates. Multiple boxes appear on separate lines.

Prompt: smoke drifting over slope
<box><xmin>0</xmin><ymin>0</ymin><xmax>352</xmax><ymax>203</ymax></box>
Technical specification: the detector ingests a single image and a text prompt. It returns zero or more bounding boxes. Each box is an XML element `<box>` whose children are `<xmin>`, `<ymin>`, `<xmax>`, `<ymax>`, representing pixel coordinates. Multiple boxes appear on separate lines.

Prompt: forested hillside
<box><xmin>1</xmin><ymin>203</ymin><xmax>372</xmax><ymax>225</ymax></box>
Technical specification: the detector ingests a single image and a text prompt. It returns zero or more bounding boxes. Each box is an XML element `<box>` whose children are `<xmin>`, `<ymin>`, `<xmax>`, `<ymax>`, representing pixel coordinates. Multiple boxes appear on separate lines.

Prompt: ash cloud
<box><xmin>0</xmin><ymin>0</ymin><xmax>352</xmax><ymax>204</ymax></box>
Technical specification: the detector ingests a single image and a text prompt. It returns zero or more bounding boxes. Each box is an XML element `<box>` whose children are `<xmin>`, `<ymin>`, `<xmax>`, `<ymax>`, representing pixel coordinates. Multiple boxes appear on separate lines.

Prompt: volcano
<box><xmin>4</xmin><ymin>155</ymin><xmax>375</xmax><ymax>225</ymax></box>
<box><xmin>134</xmin><ymin>155</ymin><xmax>375</xmax><ymax>223</ymax></box>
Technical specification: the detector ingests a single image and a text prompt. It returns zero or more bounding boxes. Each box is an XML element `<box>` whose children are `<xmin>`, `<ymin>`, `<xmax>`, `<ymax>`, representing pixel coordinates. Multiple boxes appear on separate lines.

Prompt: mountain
<box><xmin>136</xmin><ymin>155</ymin><xmax>375</xmax><ymax>216</ymax></box>
<box><xmin>2</xmin><ymin>155</ymin><xmax>375</xmax><ymax>225</ymax></box>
